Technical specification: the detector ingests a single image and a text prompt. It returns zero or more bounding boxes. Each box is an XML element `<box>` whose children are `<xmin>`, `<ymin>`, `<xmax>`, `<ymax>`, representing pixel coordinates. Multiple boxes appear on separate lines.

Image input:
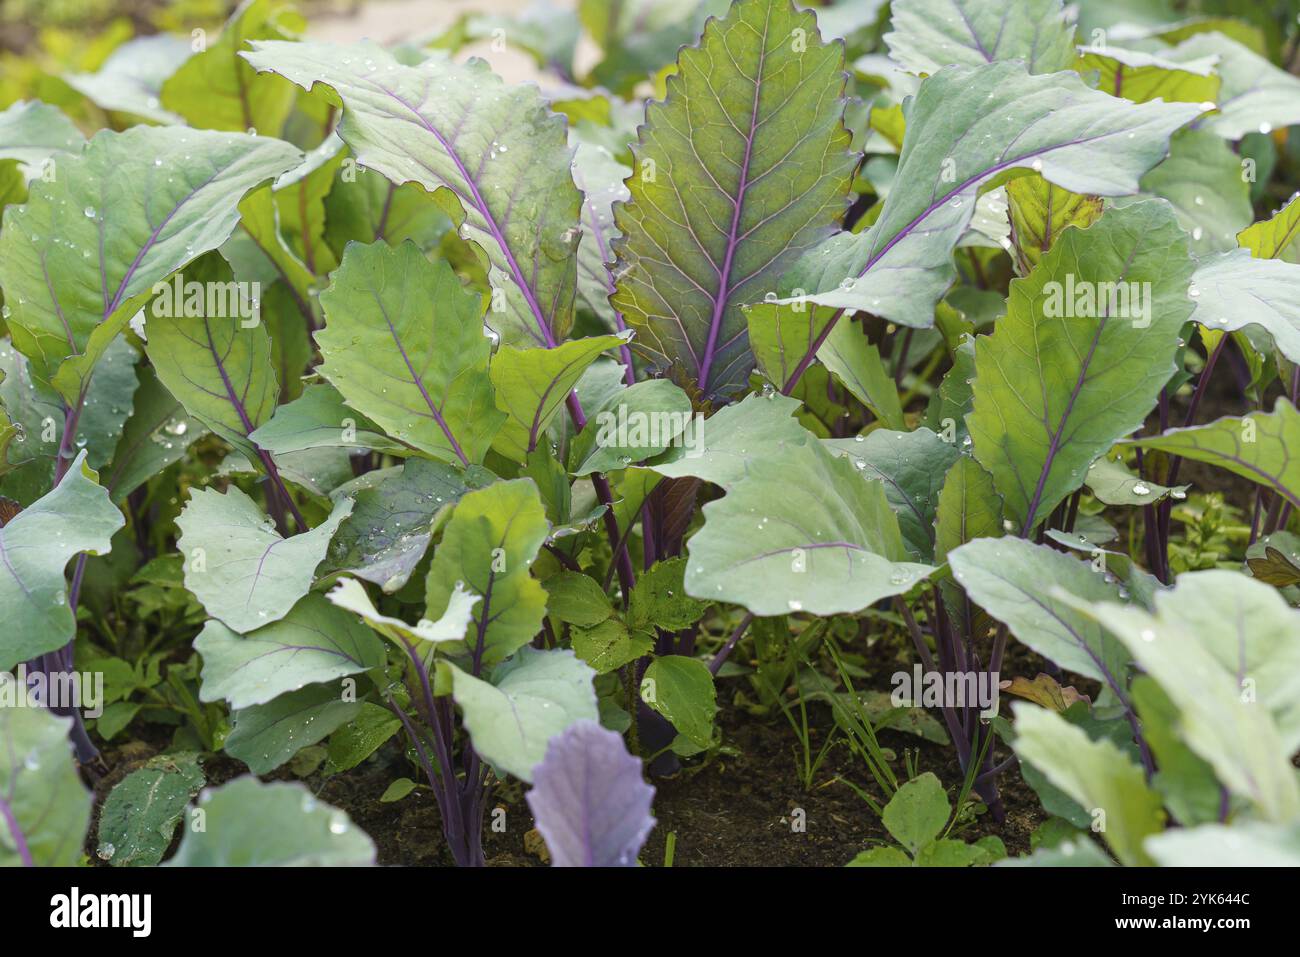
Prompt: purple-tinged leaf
<box><xmin>525</xmin><ymin>720</ymin><xmax>655</xmax><ymax>867</ymax></box>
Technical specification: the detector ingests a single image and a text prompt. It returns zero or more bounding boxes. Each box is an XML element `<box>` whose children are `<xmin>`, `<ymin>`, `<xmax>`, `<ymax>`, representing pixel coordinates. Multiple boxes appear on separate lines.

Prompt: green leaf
<box><xmin>0</xmin><ymin>126</ymin><xmax>299</xmax><ymax>393</ymax></box>
<box><xmin>1146</xmin><ymin>822</ymin><xmax>1300</xmax><ymax>867</ymax></box>
<box><xmin>572</xmin><ymin>619</ymin><xmax>654</xmax><ymax>675</ymax></box>
<box><xmin>1005</xmin><ymin>174</ymin><xmax>1103</xmax><ymax>274</ymax></box>
<box><xmin>326</xmin><ymin>576</ymin><xmax>478</xmax><ymax>651</ymax></box>
<box><xmin>424</xmin><ymin>479</ymin><xmax>550</xmax><ymax>667</ymax></box>
<box><xmin>103</xmin><ymin>365</ymin><xmax>204</xmax><ymax>504</ymax></box>
<box><xmin>490</xmin><ymin>333</ymin><xmax>629</xmax><ymax>463</ymax></box>
<box><xmin>544</xmin><ymin>570</ymin><xmax>615</xmax><ymax>627</ymax></box>
<box><xmin>824</xmin><ymin>427</ymin><xmax>959</xmax><ymax>561</ymax></box>
<box><xmin>572</xmin><ymin>143</ymin><xmax>630</xmax><ymax>330</ymax></box>
<box><xmin>684</xmin><ymin>438</ymin><xmax>931</xmax><ymax>616</ymax></box>
<box><xmin>1085</xmin><ymin>454</ymin><xmax>1187</xmax><ymax>506</ymax></box>
<box><xmin>815</xmin><ymin>317</ymin><xmax>905</xmax><ymax>428</ymax></box>
<box><xmin>64</xmin><ymin>35</ymin><xmax>191</xmax><ymax>125</ymax></box>
<box><xmin>326</xmin><ymin>702</ymin><xmax>402</xmax><ymax>774</ymax></box>
<box><xmin>380</xmin><ymin>778</ymin><xmax>418</xmax><ymax>803</ymax></box>
<box><xmin>1130</xmin><ymin>676</ymin><xmax>1222</xmax><ymax>828</ymax></box>
<box><xmin>143</xmin><ymin>254</ymin><xmax>280</xmax><ymax>462</ymax></box>
<box><xmin>1137</xmin><ymin>129</ymin><xmax>1251</xmax><ymax>257</ymax></box>
<box><xmin>1186</xmin><ymin>250</ymin><xmax>1300</xmax><ymax>366</ymax></box>
<box><xmin>160</xmin><ymin>0</ymin><xmax>304</xmax><ymax>134</ymax></box>
<box><xmin>1010</xmin><ymin>704</ymin><xmax>1165</xmax><ymax>866</ymax></box>
<box><xmin>0</xmin><ymin>689</ymin><xmax>92</xmax><ymax>866</ymax></box>
<box><xmin>449</xmin><ymin>646</ymin><xmax>598</xmax><ymax>782</ymax></box>
<box><xmin>321</xmin><ymin>457</ymin><xmax>495</xmax><ymax>593</ymax></box>
<box><xmin>881</xmin><ymin>771</ymin><xmax>950</xmax><ymax>854</ymax></box>
<box><xmin>1124</xmin><ymin>399</ymin><xmax>1300</xmax><ymax>510</ymax></box>
<box><xmin>0</xmin><ymin>100</ymin><xmax>84</xmax><ymax>166</ymax></box>
<box><xmin>570</xmin><ymin>378</ymin><xmax>693</xmax><ymax>475</ymax></box>
<box><xmin>651</xmin><ymin>392</ymin><xmax>813</xmax><ymax>490</ymax></box>
<box><xmin>846</xmin><ymin>846</ymin><xmax>913</xmax><ymax>867</ymax></box>
<box><xmin>997</xmin><ymin>836</ymin><xmax>1114</xmax><ymax>867</ymax></box>
<box><xmin>968</xmin><ymin>201</ymin><xmax>1195</xmax><ymax>531</ymax></box>
<box><xmin>1237</xmin><ymin>194</ymin><xmax>1300</xmax><ymax>262</ymax></box>
<box><xmin>628</xmin><ymin>557</ymin><xmax>707</xmax><ymax>633</ymax></box>
<box><xmin>243</xmin><ymin>39</ymin><xmax>583</xmax><ymax>349</ymax></box>
<box><xmin>609</xmin><ymin>0</ymin><xmax>857</xmax><ymax>398</ymax></box>
<box><xmin>885</xmin><ymin>0</ymin><xmax>1076</xmax><ymax>76</ymax></box>
<box><xmin>748</xmin><ymin>61</ymin><xmax>1199</xmax><ymax>388</ymax></box>
<box><xmin>96</xmin><ymin>752</ymin><xmax>205</xmax><ymax>867</ymax></box>
<box><xmin>322</xmin><ymin>163</ymin><xmax>452</xmax><ymax>259</ymax></box>
<box><xmin>195</xmin><ymin>592</ymin><xmax>385</xmax><ymax>709</ymax></box>
<box><xmin>167</xmin><ymin>777</ymin><xmax>374</xmax><ymax>866</ymax></box>
<box><xmin>248</xmin><ymin>382</ymin><xmax>408</xmax><ymax>457</ymax></box>
<box><xmin>225</xmin><ymin>680</ymin><xmax>361</xmax><ymax>774</ymax></box>
<box><xmin>316</xmin><ymin>240</ymin><xmax>502</xmax><ymax>466</ymax></box>
<box><xmin>933</xmin><ymin>455</ymin><xmax>1003</xmax><ymax>634</ymax></box>
<box><xmin>0</xmin><ymin>450</ymin><xmax>123</xmax><ymax>670</ymax></box>
<box><xmin>947</xmin><ymin>538</ymin><xmax>1129</xmax><ymax>695</ymax></box>
<box><xmin>1165</xmin><ymin>32</ymin><xmax>1300</xmax><ymax>140</ymax></box>
<box><xmin>1075</xmin><ymin>44</ymin><xmax>1220</xmax><ymax>105</ymax></box>
<box><xmin>176</xmin><ymin>485</ymin><xmax>352</xmax><ymax>633</ymax></box>
<box><xmin>1060</xmin><ymin>571</ymin><xmax>1300</xmax><ymax>822</ymax></box>
<box><xmin>641</xmin><ymin>655</ymin><xmax>717</xmax><ymax>749</ymax></box>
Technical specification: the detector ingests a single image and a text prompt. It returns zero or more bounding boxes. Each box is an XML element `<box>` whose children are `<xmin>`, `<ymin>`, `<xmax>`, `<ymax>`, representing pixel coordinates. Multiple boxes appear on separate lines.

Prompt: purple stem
<box><xmin>708</xmin><ymin>613</ymin><xmax>754</xmax><ymax>676</ymax></box>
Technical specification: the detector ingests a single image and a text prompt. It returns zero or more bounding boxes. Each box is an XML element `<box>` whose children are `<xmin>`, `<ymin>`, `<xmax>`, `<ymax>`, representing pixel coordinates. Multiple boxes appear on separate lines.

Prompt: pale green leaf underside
<box><xmin>885</xmin><ymin>0</ymin><xmax>1076</xmax><ymax>77</ymax></box>
<box><xmin>0</xmin><ymin>696</ymin><xmax>91</xmax><ymax>866</ymax></box>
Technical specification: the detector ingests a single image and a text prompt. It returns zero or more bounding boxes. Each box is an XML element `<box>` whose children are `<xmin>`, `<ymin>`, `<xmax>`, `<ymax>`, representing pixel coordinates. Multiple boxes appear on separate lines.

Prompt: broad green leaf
<box><xmin>651</xmin><ymin>391</ymin><xmax>813</xmax><ymax>490</ymax></box>
<box><xmin>326</xmin><ymin>576</ymin><xmax>479</xmax><ymax>651</ymax></box>
<box><xmin>272</xmin><ymin>133</ymin><xmax>345</xmax><ymax>274</ymax></box>
<box><xmin>1061</xmin><ymin>571</ymin><xmax>1300</xmax><ymax>821</ymax></box>
<box><xmin>824</xmin><ymin>427</ymin><xmax>959</xmax><ymax>561</ymax></box>
<box><xmin>946</xmin><ymin>538</ymin><xmax>1129</xmax><ymax>696</ymax></box>
<box><xmin>449</xmin><ymin>646</ymin><xmax>598</xmax><ymax>782</ymax></box>
<box><xmin>1146</xmin><ymin>822</ymin><xmax>1300</xmax><ymax>867</ymax></box>
<box><xmin>1011</xmin><ymin>703</ymin><xmax>1164</xmax><ymax>866</ymax></box>
<box><xmin>234</xmin><ymin>185</ymin><xmax>318</xmax><ymax>329</ymax></box>
<box><xmin>1131</xmin><ymin>676</ymin><xmax>1221</xmax><ymax>827</ymax></box>
<box><xmin>96</xmin><ymin>753</ymin><xmax>204</xmax><ymax>867</ymax></box>
<box><xmin>1005</xmin><ymin>175</ymin><xmax>1102</xmax><ymax>273</ymax></box>
<box><xmin>816</xmin><ymin>317</ymin><xmax>905</xmax><ymax>428</ymax></box>
<box><xmin>1186</xmin><ymin>250</ymin><xmax>1300</xmax><ymax>366</ymax></box>
<box><xmin>325</xmin><ymin>702</ymin><xmax>402</xmax><ymax>774</ymax></box>
<box><xmin>609</xmin><ymin>0</ymin><xmax>857</xmax><ymax>398</ymax></box>
<box><xmin>571</xmin><ymin>143</ymin><xmax>630</xmax><ymax>330</ymax></box>
<box><xmin>968</xmin><ymin>201</ymin><xmax>1194</xmax><ymax>531</ymax></box>
<box><xmin>1237</xmin><ymin>194</ymin><xmax>1300</xmax><ymax>262</ymax></box>
<box><xmin>933</xmin><ymin>455</ymin><xmax>1002</xmax><ymax>634</ymax></box>
<box><xmin>543</xmin><ymin>571</ymin><xmax>615</xmax><ymax>627</ymax></box>
<box><xmin>1165</xmin><ymin>32</ymin><xmax>1300</xmax><ymax>140</ymax></box>
<box><xmin>490</xmin><ymin>333</ymin><xmax>629</xmax><ymax>463</ymax></box>
<box><xmin>684</xmin><ymin>438</ymin><xmax>931</xmax><ymax>616</ymax></box>
<box><xmin>317</xmin><ymin>240</ymin><xmax>502</xmax><ymax>467</ymax></box>
<box><xmin>160</xmin><ymin>0</ymin><xmax>304</xmax><ymax>134</ymax></box>
<box><xmin>1137</xmin><ymin>129</ymin><xmax>1251</xmax><ymax>256</ymax></box>
<box><xmin>249</xmin><ymin>382</ymin><xmax>408</xmax><ymax>456</ymax></box>
<box><xmin>1085</xmin><ymin>454</ymin><xmax>1187</xmax><ymax>506</ymax></box>
<box><xmin>103</xmin><ymin>365</ymin><xmax>204</xmax><ymax>505</ymax></box>
<box><xmin>1075</xmin><ymin>44</ymin><xmax>1220</xmax><ymax>105</ymax></box>
<box><xmin>997</xmin><ymin>836</ymin><xmax>1115</xmax><ymax>867</ymax></box>
<box><xmin>1125</xmin><ymin>400</ymin><xmax>1300</xmax><ymax>510</ymax></box>
<box><xmin>64</xmin><ymin>35</ymin><xmax>191</xmax><ymax>125</ymax></box>
<box><xmin>641</xmin><ymin>655</ymin><xmax>717</xmax><ymax>749</ymax></box>
<box><xmin>572</xmin><ymin>619</ymin><xmax>653</xmax><ymax>675</ymax></box>
<box><xmin>321</xmin><ymin>457</ymin><xmax>496</xmax><ymax>592</ymax></box>
<box><xmin>846</xmin><ymin>846</ymin><xmax>913</xmax><ymax>867</ymax></box>
<box><xmin>570</xmin><ymin>378</ymin><xmax>693</xmax><ymax>475</ymax></box>
<box><xmin>176</xmin><ymin>485</ymin><xmax>352</xmax><ymax>633</ymax></box>
<box><xmin>225</xmin><ymin>680</ymin><xmax>361</xmax><ymax>774</ymax></box>
<box><xmin>243</xmin><ymin>39</ymin><xmax>583</xmax><ymax>349</ymax></box>
<box><xmin>0</xmin><ymin>450</ymin><xmax>123</xmax><ymax>670</ymax></box>
<box><xmin>167</xmin><ymin>777</ymin><xmax>374</xmax><ymax>866</ymax></box>
<box><xmin>0</xmin><ymin>100</ymin><xmax>85</xmax><ymax>166</ymax></box>
<box><xmin>424</xmin><ymin>479</ymin><xmax>550</xmax><ymax>667</ymax></box>
<box><xmin>195</xmin><ymin>592</ymin><xmax>386</xmax><ymax>709</ymax></box>
<box><xmin>0</xmin><ymin>690</ymin><xmax>91</xmax><ymax>866</ymax></box>
<box><xmin>880</xmin><ymin>771</ymin><xmax>949</xmax><ymax>854</ymax></box>
<box><xmin>0</xmin><ymin>126</ymin><xmax>299</xmax><ymax>394</ymax></box>
<box><xmin>322</xmin><ymin>164</ymin><xmax>452</xmax><ymax>259</ymax></box>
<box><xmin>627</xmin><ymin>557</ymin><xmax>707</xmax><ymax>633</ymax></box>
<box><xmin>747</xmin><ymin>62</ymin><xmax>1200</xmax><ymax>389</ymax></box>
<box><xmin>885</xmin><ymin>0</ymin><xmax>1076</xmax><ymax>76</ymax></box>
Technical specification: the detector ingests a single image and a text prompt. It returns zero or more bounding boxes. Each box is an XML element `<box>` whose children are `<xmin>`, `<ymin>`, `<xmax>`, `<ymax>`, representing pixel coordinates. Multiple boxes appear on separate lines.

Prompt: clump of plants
<box><xmin>3</xmin><ymin>0</ymin><xmax>1300</xmax><ymax>869</ymax></box>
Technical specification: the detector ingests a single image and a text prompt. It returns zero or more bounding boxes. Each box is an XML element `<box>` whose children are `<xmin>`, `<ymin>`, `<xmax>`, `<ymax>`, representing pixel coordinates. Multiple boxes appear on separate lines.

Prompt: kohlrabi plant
<box><xmin>3</xmin><ymin>0</ymin><xmax>1300</xmax><ymax>871</ymax></box>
